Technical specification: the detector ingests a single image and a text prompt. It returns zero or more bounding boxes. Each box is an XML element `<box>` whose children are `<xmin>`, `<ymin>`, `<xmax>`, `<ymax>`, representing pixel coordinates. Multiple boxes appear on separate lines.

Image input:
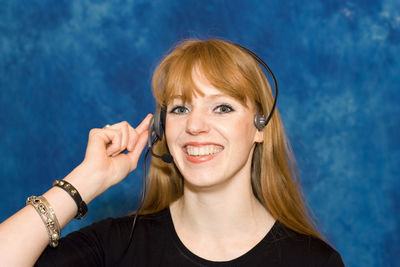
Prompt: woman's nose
<box><xmin>185</xmin><ymin>108</ymin><xmax>210</xmax><ymax>135</ymax></box>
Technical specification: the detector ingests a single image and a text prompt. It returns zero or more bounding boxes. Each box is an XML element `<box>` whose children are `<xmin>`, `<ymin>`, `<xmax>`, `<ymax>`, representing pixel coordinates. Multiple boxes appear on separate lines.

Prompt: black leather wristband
<box><xmin>53</xmin><ymin>180</ymin><xmax>88</xmax><ymax>219</ymax></box>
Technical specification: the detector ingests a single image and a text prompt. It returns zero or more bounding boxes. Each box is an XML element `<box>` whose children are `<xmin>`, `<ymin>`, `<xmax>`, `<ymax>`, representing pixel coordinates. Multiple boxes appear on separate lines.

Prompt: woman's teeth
<box><xmin>186</xmin><ymin>145</ymin><xmax>223</xmax><ymax>156</ymax></box>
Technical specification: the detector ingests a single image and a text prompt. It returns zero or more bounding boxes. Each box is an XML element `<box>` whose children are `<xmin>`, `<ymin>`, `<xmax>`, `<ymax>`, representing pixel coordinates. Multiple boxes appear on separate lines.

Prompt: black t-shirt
<box><xmin>36</xmin><ymin>208</ymin><xmax>344</xmax><ymax>266</ymax></box>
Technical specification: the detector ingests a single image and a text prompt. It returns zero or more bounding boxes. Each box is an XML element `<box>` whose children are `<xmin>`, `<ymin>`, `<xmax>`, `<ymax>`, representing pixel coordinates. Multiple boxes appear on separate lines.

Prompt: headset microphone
<box><xmin>149</xmin><ymin>144</ymin><xmax>173</xmax><ymax>163</ymax></box>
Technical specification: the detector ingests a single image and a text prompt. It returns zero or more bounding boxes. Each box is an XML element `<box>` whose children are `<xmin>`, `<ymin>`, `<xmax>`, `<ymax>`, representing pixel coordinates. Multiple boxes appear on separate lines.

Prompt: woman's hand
<box><xmin>65</xmin><ymin>114</ymin><xmax>153</xmax><ymax>203</ymax></box>
<box><xmin>0</xmin><ymin>114</ymin><xmax>153</xmax><ymax>266</ymax></box>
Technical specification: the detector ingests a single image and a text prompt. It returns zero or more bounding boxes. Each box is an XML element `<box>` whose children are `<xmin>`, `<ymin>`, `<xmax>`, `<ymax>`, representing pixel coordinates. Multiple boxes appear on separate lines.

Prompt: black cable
<box><xmin>116</xmin><ymin>148</ymin><xmax>150</xmax><ymax>264</ymax></box>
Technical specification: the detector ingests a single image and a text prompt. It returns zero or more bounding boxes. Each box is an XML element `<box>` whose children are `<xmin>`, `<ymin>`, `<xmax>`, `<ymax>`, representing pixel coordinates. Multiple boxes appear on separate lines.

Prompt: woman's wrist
<box><xmin>62</xmin><ymin>163</ymin><xmax>109</xmax><ymax>204</ymax></box>
<box><xmin>53</xmin><ymin>180</ymin><xmax>88</xmax><ymax>219</ymax></box>
<box><xmin>40</xmin><ymin>165</ymin><xmax>104</xmax><ymax>229</ymax></box>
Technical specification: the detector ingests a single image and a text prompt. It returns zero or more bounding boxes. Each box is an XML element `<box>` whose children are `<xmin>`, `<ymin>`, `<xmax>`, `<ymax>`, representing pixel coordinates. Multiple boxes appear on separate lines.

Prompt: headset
<box><xmin>117</xmin><ymin>42</ymin><xmax>279</xmax><ymax>263</ymax></box>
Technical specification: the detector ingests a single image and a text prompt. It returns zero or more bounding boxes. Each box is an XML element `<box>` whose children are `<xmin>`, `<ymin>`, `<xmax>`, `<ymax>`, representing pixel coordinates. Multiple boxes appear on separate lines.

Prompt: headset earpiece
<box><xmin>147</xmin><ymin>105</ymin><xmax>165</xmax><ymax>147</ymax></box>
<box><xmin>254</xmin><ymin>114</ymin><xmax>268</xmax><ymax>130</ymax></box>
<box><xmin>147</xmin><ymin>105</ymin><xmax>173</xmax><ymax>163</ymax></box>
<box><xmin>151</xmin><ymin>105</ymin><xmax>166</xmax><ymax>140</ymax></box>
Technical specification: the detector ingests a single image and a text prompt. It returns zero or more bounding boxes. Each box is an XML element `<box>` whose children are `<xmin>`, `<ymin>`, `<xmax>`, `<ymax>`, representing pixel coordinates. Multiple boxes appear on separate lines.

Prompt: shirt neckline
<box><xmin>165</xmin><ymin>207</ymin><xmax>279</xmax><ymax>266</ymax></box>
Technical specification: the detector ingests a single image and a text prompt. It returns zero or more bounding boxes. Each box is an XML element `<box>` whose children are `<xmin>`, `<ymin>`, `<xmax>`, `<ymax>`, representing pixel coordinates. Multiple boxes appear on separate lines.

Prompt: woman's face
<box><xmin>165</xmin><ymin>70</ymin><xmax>264</xmax><ymax>191</ymax></box>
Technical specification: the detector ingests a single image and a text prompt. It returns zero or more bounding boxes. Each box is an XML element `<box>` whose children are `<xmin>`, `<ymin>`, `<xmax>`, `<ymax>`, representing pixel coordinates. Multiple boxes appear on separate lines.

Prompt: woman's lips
<box><xmin>183</xmin><ymin>143</ymin><xmax>224</xmax><ymax>163</ymax></box>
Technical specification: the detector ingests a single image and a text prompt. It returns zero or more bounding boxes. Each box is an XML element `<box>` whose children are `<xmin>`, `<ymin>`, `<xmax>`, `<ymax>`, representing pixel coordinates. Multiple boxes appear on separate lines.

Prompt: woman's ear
<box><xmin>254</xmin><ymin>128</ymin><xmax>264</xmax><ymax>143</ymax></box>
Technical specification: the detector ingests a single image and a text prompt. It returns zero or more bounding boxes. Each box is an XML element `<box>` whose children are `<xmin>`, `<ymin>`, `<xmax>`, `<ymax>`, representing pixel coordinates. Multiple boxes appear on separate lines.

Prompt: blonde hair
<box><xmin>139</xmin><ymin>39</ymin><xmax>323</xmax><ymax>240</ymax></box>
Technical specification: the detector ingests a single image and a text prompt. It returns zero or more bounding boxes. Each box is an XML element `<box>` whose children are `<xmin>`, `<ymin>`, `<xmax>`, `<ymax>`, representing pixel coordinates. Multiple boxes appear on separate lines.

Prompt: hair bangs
<box><xmin>162</xmin><ymin>55</ymin><xmax>204</xmax><ymax>105</ymax></box>
<box><xmin>153</xmin><ymin>39</ymin><xmax>264</xmax><ymax>109</ymax></box>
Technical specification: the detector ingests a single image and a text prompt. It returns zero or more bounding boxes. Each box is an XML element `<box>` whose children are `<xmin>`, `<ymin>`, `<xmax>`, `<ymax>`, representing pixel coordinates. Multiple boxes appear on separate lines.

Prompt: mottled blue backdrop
<box><xmin>1</xmin><ymin>1</ymin><xmax>399</xmax><ymax>266</ymax></box>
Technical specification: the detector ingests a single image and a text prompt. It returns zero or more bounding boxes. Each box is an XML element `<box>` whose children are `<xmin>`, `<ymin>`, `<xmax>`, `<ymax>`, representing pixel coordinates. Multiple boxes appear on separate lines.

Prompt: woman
<box><xmin>0</xmin><ymin>39</ymin><xmax>344</xmax><ymax>266</ymax></box>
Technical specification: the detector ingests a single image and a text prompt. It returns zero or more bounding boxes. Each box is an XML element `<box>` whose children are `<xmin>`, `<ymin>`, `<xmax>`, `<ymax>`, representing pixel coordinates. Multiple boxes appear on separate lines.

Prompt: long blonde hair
<box><xmin>139</xmin><ymin>39</ymin><xmax>323</xmax><ymax>240</ymax></box>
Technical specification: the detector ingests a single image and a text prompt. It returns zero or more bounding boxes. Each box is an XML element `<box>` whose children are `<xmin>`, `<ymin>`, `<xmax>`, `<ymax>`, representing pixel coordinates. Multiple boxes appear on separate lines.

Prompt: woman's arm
<box><xmin>0</xmin><ymin>115</ymin><xmax>152</xmax><ymax>266</ymax></box>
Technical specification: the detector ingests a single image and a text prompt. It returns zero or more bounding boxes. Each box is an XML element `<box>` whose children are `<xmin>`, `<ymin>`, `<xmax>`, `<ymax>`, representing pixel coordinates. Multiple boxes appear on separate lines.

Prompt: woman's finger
<box><xmin>126</xmin><ymin>130</ymin><xmax>149</xmax><ymax>171</ymax></box>
<box><xmin>86</xmin><ymin>128</ymin><xmax>119</xmax><ymax>157</ymax></box>
<box><xmin>105</xmin><ymin>117</ymin><xmax>151</xmax><ymax>156</ymax></box>
<box><xmin>127</xmin><ymin>124</ymin><xmax>138</xmax><ymax>152</ymax></box>
<box><xmin>125</xmin><ymin>114</ymin><xmax>152</xmax><ymax>152</ymax></box>
<box><xmin>104</xmin><ymin>129</ymin><xmax>121</xmax><ymax>156</ymax></box>
<box><xmin>135</xmin><ymin>114</ymin><xmax>153</xmax><ymax>136</ymax></box>
<box><xmin>116</xmin><ymin>122</ymin><xmax>128</xmax><ymax>153</ymax></box>
<box><xmin>112</xmin><ymin>122</ymin><xmax>129</xmax><ymax>157</ymax></box>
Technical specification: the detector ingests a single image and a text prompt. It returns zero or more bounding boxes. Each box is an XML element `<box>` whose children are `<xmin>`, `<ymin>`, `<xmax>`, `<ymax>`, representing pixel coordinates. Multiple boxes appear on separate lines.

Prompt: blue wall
<box><xmin>1</xmin><ymin>1</ymin><xmax>399</xmax><ymax>266</ymax></box>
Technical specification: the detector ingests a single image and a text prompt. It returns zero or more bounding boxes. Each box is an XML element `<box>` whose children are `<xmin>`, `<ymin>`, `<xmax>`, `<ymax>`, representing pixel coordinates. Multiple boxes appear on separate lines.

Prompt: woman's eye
<box><xmin>170</xmin><ymin>106</ymin><xmax>189</xmax><ymax>114</ymax></box>
<box><xmin>214</xmin><ymin>104</ymin><xmax>234</xmax><ymax>114</ymax></box>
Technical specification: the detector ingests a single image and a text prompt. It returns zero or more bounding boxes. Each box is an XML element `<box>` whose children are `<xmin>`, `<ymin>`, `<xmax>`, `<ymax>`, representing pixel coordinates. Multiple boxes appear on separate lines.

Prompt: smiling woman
<box><xmin>165</xmin><ymin>77</ymin><xmax>262</xmax><ymax>187</ymax></box>
<box><xmin>0</xmin><ymin>39</ymin><xmax>344</xmax><ymax>266</ymax></box>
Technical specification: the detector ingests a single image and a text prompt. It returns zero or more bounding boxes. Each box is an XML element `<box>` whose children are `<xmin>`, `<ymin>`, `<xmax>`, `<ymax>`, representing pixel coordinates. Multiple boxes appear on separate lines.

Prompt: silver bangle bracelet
<box><xmin>26</xmin><ymin>196</ymin><xmax>61</xmax><ymax>248</ymax></box>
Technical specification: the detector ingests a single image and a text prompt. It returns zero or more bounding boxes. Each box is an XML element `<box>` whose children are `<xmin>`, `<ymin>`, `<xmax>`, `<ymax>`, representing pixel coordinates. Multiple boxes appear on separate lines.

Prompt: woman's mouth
<box><xmin>183</xmin><ymin>143</ymin><xmax>224</xmax><ymax>163</ymax></box>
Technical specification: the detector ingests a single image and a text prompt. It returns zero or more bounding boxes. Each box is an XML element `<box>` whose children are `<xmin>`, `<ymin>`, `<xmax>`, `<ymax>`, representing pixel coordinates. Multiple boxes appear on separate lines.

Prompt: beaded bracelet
<box><xmin>53</xmin><ymin>180</ymin><xmax>88</xmax><ymax>219</ymax></box>
<box><xmin>26</xmin><ymin>196</ymin><xmax>61</xmax><ymax>248</ymax></box>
